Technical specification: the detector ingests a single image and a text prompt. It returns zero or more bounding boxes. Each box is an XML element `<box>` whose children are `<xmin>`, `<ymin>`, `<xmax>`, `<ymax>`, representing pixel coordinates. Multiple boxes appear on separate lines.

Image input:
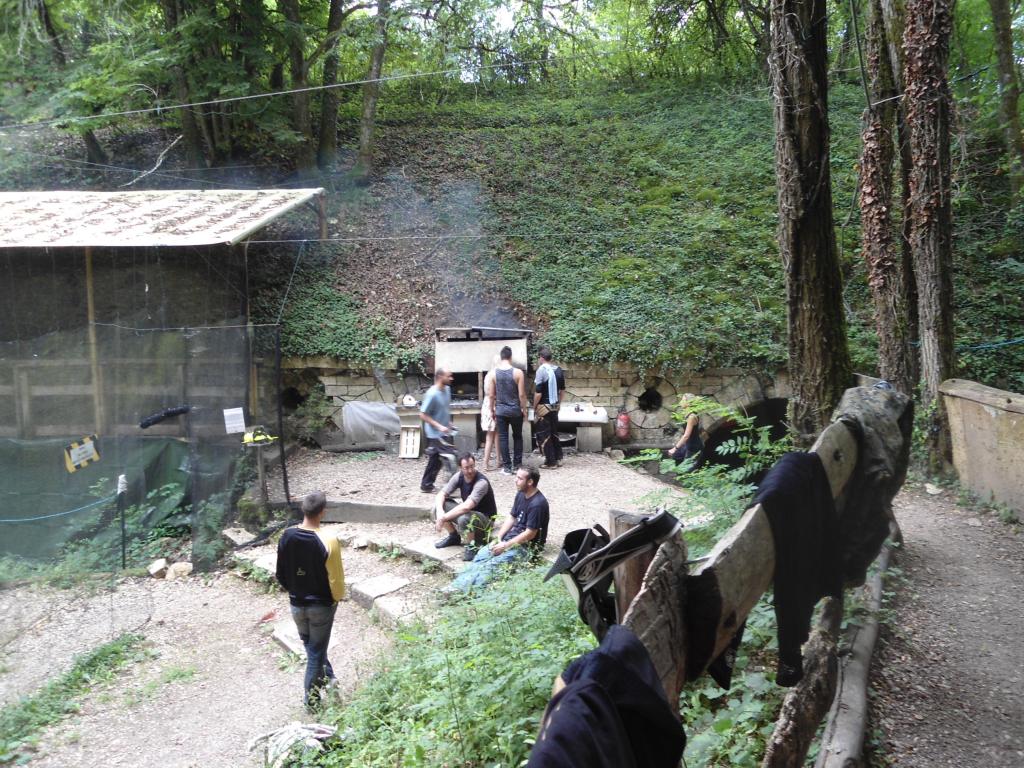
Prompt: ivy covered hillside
<box><xmin>248</xmin><ymin>82</ymin><xmax>1023</xmax><ymax>389</ymax></box>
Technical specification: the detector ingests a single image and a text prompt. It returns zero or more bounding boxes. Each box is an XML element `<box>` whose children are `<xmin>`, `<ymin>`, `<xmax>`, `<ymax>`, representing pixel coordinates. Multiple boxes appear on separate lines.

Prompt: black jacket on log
<box><xmin>527</xmin><ymin>625</ymin><xmax>685</xmax><ymax>768</ymax></box>
<box><xmin>755</xmin><ymin>452</ymin><xmax>842</xmax><ymax>686</ymax></box>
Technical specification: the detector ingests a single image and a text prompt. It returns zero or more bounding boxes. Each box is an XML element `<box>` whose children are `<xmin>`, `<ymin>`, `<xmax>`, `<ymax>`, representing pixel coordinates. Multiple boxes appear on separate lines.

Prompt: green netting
<box><xmin>2</xmin><ymin>244</ymin><xmax>288</xmax><ymax>577</ymax></box>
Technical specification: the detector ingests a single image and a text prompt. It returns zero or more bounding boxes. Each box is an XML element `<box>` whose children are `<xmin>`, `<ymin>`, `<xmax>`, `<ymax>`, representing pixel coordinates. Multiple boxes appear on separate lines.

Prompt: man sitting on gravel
<box><xmin>433</xmin><ymin>453</ymin><xmax>498</xmax><ymax>561</ymax></box>
<box><xmin>447</xmin><ymin>466</ymin><xmax>549</xmax><ymax>592</ymax></box>
<box><xmin>275</xmin><ymin>491</ymin><xmax>345</xmax><ymax>710</ymax></box>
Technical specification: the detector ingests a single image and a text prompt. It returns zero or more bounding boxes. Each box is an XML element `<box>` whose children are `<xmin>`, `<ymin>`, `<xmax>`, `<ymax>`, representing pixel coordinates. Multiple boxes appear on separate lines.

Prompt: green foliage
<box><xmin>310</xmin><ymin>567</ymin><xmax>593</xmax><ymax>767</ymax></box>
<box><xmin>0</xmin><ymin>484</ymin><xmax>191</xmax><ymax>588</ymax></box>
<box><xmin>682</xmin><ymin>596</ymin><xmax>784</xmax><ymax>767</ymax></box>
<box><xmin>0</xmin><ymin>633</ymin><xmax>147</xmax><ymax>763</ymax></box>
<box><xmin>285</xmin><ymin>385</ymin><xmax>340</xmax><ymax>445</ymax></box>
<box><xmin>192</xmin><ymin>492</ymin><xmax>231</xmax><ymax>569</ymax></box>
<box><xmin>249</xmin><ymin>262</ymin><xmax>423</xmax><ymax>367</ymax></box>
<box><xmin>624</xmin><ymin>396</ymin><xmax>791</xmax><ymax>558</ymax></box>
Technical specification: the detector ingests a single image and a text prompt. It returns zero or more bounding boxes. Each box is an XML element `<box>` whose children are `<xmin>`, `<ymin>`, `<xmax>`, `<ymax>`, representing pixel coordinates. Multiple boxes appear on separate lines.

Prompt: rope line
<box><xmin>0</xmin><ymin>495</ymin><xmax>116</xmax><ymax>524</ymax></box>
<box><xmin>908</xmin><ymin>336</ymin><xmax>1024</xmax><ymax>352</ymax></box>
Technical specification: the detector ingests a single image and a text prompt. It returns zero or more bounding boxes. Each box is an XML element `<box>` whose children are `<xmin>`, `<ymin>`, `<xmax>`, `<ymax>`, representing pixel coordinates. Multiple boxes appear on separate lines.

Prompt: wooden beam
<box><xmin>84</xmin><ymin>246</ymin><xmax>104</xmax><ymax>434</ymax></box>
<box><xmin>621</xmin><ymin>420</ymin><xmax>860</xmax><ymax>694</ymax></box>
<box><xmin>317</xmin><ymin>194</ymin><xmax>328</xmax><ymax>240</ymax></box>
<box><xmin>610</xmin><ymin>509</ymin><xmax>657</xmax><ymax>618</ymax></box>
<box><xmin>621</xmin><ymin>534</ymin><xmax>689</xmax><ymax>715</ymax></box>
<box><xmin>683</xmin><ymin>421</ymin><xmax>858</xmax><ymax>677</ymax></box>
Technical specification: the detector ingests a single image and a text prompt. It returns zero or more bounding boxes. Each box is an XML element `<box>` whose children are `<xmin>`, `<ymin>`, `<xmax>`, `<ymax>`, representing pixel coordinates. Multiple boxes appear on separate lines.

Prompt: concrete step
<box><xmin>249</xmin><ymin>526</ymin><xmax>447</xmax><ymax>658</ymax></box>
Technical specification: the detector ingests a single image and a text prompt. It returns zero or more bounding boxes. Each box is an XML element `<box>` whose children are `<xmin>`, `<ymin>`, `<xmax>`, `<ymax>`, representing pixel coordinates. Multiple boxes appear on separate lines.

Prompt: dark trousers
<box><xmin>421</xmin><ymin>437</ymin><xmax>444</xmax><ymax>490</ymax></box>
<box><xmin>290</xmin><ymin>602</ymin><xmax>337</xmax><ymax>706</ymax></box>
<box><xmin>537</xmin><ymin>410</ymin><xmax>562</xmax><ymax>466</ymax></box>
<box><xmin>496</xmin><ymin>414</ymin><xmax>524</xmax><ymax>471</ymax></box>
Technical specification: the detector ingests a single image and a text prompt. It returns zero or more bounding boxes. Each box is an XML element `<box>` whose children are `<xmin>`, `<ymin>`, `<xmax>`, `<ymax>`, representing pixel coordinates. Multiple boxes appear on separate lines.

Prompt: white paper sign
<box><xmin>223</xmin><ymin>407</ymin><xmax>246</xmax><ymax>434</ymax></box>
<box><xmin>68</xmin><ymin>441</ymin><xmax>98</xmax><ymax>465</ymax></box>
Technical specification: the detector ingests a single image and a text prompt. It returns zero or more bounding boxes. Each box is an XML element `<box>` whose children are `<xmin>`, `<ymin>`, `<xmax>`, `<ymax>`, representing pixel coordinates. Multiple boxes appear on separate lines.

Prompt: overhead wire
<box><xmin>0</xmin><ymin>50</ymin><xmax>621</xmax><ymax>132</ymax></box>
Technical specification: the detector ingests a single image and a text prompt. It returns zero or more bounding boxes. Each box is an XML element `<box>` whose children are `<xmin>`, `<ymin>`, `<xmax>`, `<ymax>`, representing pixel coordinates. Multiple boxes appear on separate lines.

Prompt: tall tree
<box><xmin>278</xmin><ymin>0</ymin><xmax>318</xmax><ymax>174</ymax></box>
<box><xmin>769</xmin><ymin>0</ymin><xmax>852</xmax><ymax>442</ymax></box>
<box><xmin>317</xmin><ymin>0</ymin><xmax>349</xmax><ymax>169</ymax></box>
<box><xmin>318</xmin><ymin>0</ymin><xmax>373</xmax><ymax>169</ymax></box>
<box><xmin>355</xmin><ymin>0</ymin><xmax>389</xmax><ymax>182</ymax></box>
<box><xmin>859</xmin><ymin>0</ymin><xmax>914</xmax><ymax>393</ymax></box>
<box><xmin>987</xmin><ymin>0</ymin><xmax>1024</xmax><ymax>199</ymax></box>
<box><xmin>878</xmin><ymin>0</ymin><xmax>920</xmax><ymax>386</ymax></box>
<box><xmin>904</xmin><ymin>0</ymin><xmax>955</xmax><ymax>469</ymax></box>
<box><xmin>160</xmin><ymin>0</ymin><xmax>207</xmax><ymax>168</ymax></box>
<box><xmin>34</xmin><ymin>0</ymin><xmax>109</xmax><ymax>165</ymax></box>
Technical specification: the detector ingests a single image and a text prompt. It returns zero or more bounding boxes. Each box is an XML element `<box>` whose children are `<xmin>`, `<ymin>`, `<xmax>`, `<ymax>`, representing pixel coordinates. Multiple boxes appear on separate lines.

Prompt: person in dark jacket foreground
<box><xmin>527</xmin><ymin>624</ymin><xmax>685</xmax><ymax>768</ymax></box>
<box><xmin>276</xmin><ymin>491</ymin><xmax>346</xmax><ymax>708</ymax></box>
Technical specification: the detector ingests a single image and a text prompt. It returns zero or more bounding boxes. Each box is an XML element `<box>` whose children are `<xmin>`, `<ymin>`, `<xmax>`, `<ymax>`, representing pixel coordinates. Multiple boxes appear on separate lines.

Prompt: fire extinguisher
<box><xmin>615</xmin><ymin>409</ymin><xmax>631</xmax><ymax>441</ymax></box>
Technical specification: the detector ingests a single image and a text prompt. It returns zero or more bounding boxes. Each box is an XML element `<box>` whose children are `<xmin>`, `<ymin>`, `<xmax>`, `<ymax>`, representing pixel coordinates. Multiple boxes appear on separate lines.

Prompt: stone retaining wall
<box><xmin>283</xmin><ymin>356</ymin><xmax>789</xmax><ymax>443</ymax></box>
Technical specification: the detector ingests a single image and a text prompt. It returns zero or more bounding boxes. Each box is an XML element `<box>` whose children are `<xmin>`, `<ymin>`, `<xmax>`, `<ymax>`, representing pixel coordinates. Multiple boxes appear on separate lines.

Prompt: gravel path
<box><xmin>271</xmin><ymin>449</ymin><xmax>690</xmax><ymax>551</ymax></box>
<box><xmin>1</xmin><ymin>573</ymin><xmax>388</xmax><ymax>768</ymax></box>
<box><xmin>869</xmin><ymin>485</ymin><xmax>1024</xmax><ymax>766</ymax></box>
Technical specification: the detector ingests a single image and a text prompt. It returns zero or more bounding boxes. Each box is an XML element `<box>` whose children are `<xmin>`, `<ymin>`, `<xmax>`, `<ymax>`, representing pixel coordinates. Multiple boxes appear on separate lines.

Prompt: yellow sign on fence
<box><xmin>64</xmin><ymin>435</ymin><xmax>100</xmax><ymax>473</ymax></box>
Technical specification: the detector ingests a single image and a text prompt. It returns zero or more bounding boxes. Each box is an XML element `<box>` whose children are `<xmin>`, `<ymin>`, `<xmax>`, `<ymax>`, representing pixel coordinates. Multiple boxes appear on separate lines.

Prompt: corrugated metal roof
<box><xmin>0</xmin><ymin>189</ymin><xmax>323</xmax><ymax>248</ymax></box>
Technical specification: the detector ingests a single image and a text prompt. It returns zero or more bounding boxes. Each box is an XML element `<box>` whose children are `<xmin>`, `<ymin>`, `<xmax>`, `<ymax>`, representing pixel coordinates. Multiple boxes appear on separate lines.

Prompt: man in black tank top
<box><xmin>488</xmin><ymin>345</ymin><xmax>528</xmax><ymax>474</ymax></box>
<box><xmin>432</xmin><ymin>453</ymin><xmax>498</xmax><ymax>560</ymax></box>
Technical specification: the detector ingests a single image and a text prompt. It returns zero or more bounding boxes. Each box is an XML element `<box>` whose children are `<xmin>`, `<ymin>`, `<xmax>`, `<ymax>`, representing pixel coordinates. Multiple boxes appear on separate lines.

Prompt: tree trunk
<box><xmin>160</xmin><ymin>0</ymin><xmax>207</xmax><ymax>168</ymax></box>
<box><xmin>36</xmin><ymin>0</ymin><xmax>109</xmax><ymax>165</ymax></box>
<box><xmin>860</xmin><ymin>0</ymin><xmax>914</xmax><ymax>394</ymax></box>
<box><xmin>905</xmin><ymin>0</ymin><xmax>955</xmax><ymax>471</ymax></box>
<box><xmin>987</xmin><ymin>0</ymin><xmax>1024</xmax><ymax>199</ymax></box>
<box><xmin>317</xmin><ymin>0</ymin><xmax>347</xmax><ymax>169</ymax></box>
<box><xmin>355</xmin><ymin>0</ymin><xmax>389</xmax><ymax>183</ymax></box>
<box><xmin>879</xmin><ymin>0</ymin><xmax>920</xmax><ymax>386</ymax></box>
<box><xmin>278</xmin><ymin>0</ymin><xmax>317</xmax><ymax>176</ymax></box>
<box><xmin>769</xmin><ymin>0</ymin><xmax>852</xmax><ymax>443</ymax></box>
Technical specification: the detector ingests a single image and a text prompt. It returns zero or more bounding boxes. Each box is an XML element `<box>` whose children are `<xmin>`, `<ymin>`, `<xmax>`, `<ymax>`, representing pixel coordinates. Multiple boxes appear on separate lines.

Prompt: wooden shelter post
<box><xmin>84</xmin><ymin>246</ymin><xmax>104</xmax><ymax>434</ymax></box>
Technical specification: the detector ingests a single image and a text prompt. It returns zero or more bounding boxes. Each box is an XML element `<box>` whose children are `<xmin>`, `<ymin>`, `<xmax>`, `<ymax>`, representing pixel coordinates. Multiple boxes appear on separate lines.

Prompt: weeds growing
<box><xmin>0</xmin><ymin>633</ymin><xmax>147</xmax><ymax>763</ymax></box>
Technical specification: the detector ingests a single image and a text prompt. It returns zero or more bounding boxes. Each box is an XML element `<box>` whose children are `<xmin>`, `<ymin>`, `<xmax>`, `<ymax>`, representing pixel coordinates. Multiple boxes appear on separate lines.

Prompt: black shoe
<box><xmin>434</xmin><ymin>532</ymin><xmax>462</xmax><ymax>548</ymax></box>
<box><xmin>421</xmin><ymin>485</ymin><xmax>437</xmax><ymax>493</ymax></box>
<box><xmin>462</xmin><ymin>545</ymin><xmax>478</xmax><ymax>561</ymax></box>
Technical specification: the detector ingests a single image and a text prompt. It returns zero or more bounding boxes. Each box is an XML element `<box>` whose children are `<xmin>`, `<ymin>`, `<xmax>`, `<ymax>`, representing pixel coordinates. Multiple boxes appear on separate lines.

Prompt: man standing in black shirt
<box><xmin>275</xmin><ymin>491</ymin><xmax>346</xmax><ymax>709</ymax></box>
<box><xmin>448</xmin><ymin>466</ymin><xmax>550</xmax><ymax>592</ymax></box>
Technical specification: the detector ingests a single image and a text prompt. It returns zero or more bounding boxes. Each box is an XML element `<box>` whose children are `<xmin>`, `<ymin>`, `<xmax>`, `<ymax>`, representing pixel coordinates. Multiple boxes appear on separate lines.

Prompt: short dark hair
<box><xmin>500</xmin><ymin>346</ymin><xmax>512</xmax><ymax>360</ymax></box>
<box><xmin>519</xmin><ymin>466</ymin><xmax>541</xmax><ymax>486</ymax></box>
<box><xmin>458</xmin><ymin>452</ymin><xmax>476</xmax><ymax>467</ymax></box>
<box><xmin>301</xmin><ymin>490</ymin><xmax>327</xmax><ymax>517</ymax></box>
<box><xmin>538</xmin><ymin>347</ymin><xmax>553</xmax><ymax>362</ymax></box>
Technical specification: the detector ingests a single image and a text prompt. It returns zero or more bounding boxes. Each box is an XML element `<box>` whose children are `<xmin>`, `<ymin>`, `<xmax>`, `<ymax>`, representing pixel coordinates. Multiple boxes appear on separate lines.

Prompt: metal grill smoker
<box><xmin>432</xmin><ymin>326</ymin><xmax>532</xmax><ymax>455</ymax></box>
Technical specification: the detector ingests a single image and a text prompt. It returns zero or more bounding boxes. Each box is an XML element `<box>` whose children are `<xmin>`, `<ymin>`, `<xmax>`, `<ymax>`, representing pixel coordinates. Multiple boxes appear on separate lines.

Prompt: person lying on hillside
<box><xmin>433</xmin><ymin>453</ymin><xmax>498</xmax><ymax>561</ymax></box>
<box><xmin>446</xmin><ymin>466</ymin><xmax>549</xmax><ymax>592</ymax></box>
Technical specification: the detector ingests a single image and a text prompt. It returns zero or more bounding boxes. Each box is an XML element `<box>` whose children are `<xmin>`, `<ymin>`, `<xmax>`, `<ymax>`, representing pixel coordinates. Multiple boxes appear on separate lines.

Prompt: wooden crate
<box><xmin>399</xmin><ymin>426</ymin><xmax>422</xmax><ymax>458</ymax></box>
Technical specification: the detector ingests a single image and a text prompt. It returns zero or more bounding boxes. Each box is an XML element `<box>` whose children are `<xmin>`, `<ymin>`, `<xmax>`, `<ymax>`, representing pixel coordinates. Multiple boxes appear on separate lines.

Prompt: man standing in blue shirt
<box><xmin>420</xmin><ymin>367</ymin><xmax>454</xmax><ymax>492</ymax></box>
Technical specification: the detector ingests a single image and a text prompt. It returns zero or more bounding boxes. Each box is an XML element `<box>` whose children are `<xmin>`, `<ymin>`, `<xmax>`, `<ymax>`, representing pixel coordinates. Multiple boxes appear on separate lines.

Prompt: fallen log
<box><xmin>814</xmin><ymin>527</ymin><xmax>897</xmax><ymax>768</ymax></box>
<box><xmin>762</xmin><ymin>596</ymin><xmax>843</xmax><ymax>768</ymax></box>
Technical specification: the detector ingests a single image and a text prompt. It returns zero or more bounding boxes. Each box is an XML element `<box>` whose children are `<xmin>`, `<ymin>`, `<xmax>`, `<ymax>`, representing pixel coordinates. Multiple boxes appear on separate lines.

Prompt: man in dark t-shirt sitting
<box><xmin>448</xmin><ymin>465</ymin><xmax>549</xmax><ymax>592</ymax></box>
